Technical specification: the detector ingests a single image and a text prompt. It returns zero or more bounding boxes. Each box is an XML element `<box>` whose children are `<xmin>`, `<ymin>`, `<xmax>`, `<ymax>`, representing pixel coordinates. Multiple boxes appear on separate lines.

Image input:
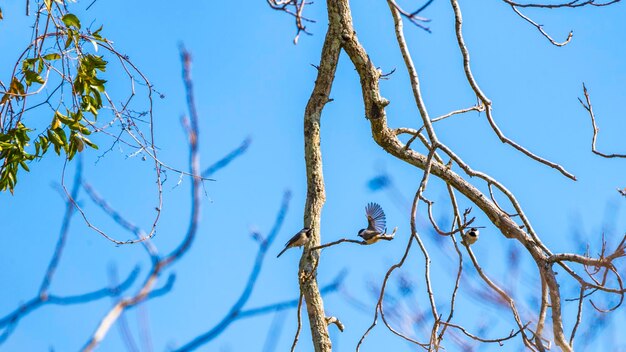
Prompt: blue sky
<box><xmin>1</xmin><ymin>0</ymin><xmax>626</xmax><ymax>351</ymax></box>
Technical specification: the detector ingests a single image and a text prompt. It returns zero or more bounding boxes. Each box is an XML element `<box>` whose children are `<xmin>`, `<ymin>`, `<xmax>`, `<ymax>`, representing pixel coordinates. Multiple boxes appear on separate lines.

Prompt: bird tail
<box><xmin>277</xmin><ymin>247</ymin><xmax>288</xmax><ymax>258</ymax></box>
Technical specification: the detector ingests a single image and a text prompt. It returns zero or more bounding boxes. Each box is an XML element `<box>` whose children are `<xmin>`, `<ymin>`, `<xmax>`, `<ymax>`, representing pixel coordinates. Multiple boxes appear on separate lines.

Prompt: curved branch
<box><xmin>502</xmin><ymin>0</ymin><xmax>620</xmax><ymax>8</ymax></box>
<box><xmin>174</xmin><ymin>191</ymin><xmax>291</xmax><ymax>351</ymax></box>
<box><xmin>509</xmin><ymin>5</ymin><xmax>573</xmax><ymax>46</ymax></box>
<box><xmin>579</xmin><ymin>83</ymin><xmax>626</xmax><ymax>158</ymax></box>
<box><xmin>441</xmin><ymin>321</ymin><xmax>531</xmax><ymax>345</ymax></box>
<box><xmin>451</xmin><ymin>0</ymin><xmax>576</xmax><ymax>180</ymax></box>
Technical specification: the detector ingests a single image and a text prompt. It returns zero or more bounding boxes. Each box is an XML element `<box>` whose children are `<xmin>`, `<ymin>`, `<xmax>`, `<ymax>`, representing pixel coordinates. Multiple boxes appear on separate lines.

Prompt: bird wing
<box><xmin>365</xmin><ymin>202</ymin><xmax>386</xmax><ymax>233</ymax></box>
<box><xmin>284</xmin><ymin>231</ymin><xmax>302</xmax><ymax>247</ymax></box>
<box><xmin>285</xmin><ymin>228</ymin><xmax>310</xmax><ymax>247</ymax></box>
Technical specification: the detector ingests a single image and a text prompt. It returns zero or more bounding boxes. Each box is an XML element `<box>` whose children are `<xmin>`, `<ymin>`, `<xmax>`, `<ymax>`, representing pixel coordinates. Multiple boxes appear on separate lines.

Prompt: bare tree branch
<box><xmin>108</xmin><ymin>265</ymin><xmax>140</xmax><ymax>352</ymax></box>
<box><xmin>202</xmin><ymin>137</ymin><xmax>252</xmax><ymax>177</ymax></box>
<box><xmin>173</xmin><ymin>191</ymin><xmax>291</xmax><ymax>351</ymax></box>
<box><xmin>502</xmin><ymin>0</ymin><xmax>620</xmax><ymax>8</ymax></box>
<box><xmin>81</xmin><ymin>46</ymin><xmax>205</xmax><ymax>352</ymax></box>
<box><xmin>266</xmin><ymin>0</ymin><xmax>315</xmax><ymax>44</ymax></box>
<box><xmin>310</xmin><ymin>227</ymin><xmax>397</xmax><ymax>251</ymax></box>
<box><xmin>508</xmin><ymin>5</ymin><xmax>573</xmax><ymax>46</ymax></box>
<box><xmin>290</xmin><ymin>293</ymin><xmax>304</xmax><ymax>352</ymax></box>
<box><xmin>450</xmin><ymin>0</ymin><xmax>577</xmax><ymax>180</ymax></box>
<box><xmin>578</xmin><ymin>83</ymin><xmax>626</xmax><ymax>158</ymax></box>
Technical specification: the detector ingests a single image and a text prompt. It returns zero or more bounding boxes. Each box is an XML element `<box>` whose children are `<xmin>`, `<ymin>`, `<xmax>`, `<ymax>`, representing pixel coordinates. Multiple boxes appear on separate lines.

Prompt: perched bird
<box><xmin>277</xmin><ymin>227</ymin><xmax>312</xmax><ymax>258</ymax></box>
<box><xmin>358</xmin><ymin>202</ymin><xmax>387</xmax><ymax>244</ymax></box>
<box><xmin>463</xmin><ymin>227</ymin><xmax>479</xmax><ymax>246</ymax></box>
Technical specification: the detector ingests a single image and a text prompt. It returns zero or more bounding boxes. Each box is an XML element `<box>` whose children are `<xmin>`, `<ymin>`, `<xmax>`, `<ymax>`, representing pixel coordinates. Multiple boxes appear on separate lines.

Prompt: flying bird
<box><xmin>277</xmin><ymin>227</ymin><xmax>312</xmax><ymax>258</ymax></box>
<box><xmin>358</xmin><ymin>202</ymin><xmax>387</xmax><ymax>244</ymax></box>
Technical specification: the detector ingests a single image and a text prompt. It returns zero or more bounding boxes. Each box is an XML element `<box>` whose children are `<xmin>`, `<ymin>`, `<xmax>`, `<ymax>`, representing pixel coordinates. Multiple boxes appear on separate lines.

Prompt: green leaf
<box><xmin>43</xmin><ymin>53</ymin><xmax>61</xmax><ymax>61</ymax></box>
<box><xmin>79</xmin><ymin>124</ymin><xmax>91</xmax><ymax>135</ymax></box>
<box><xmin>51</xmin><ymin>115</ymin><xmax>61</xmax><ymax>130</ymax></box>
<box><xmin>62</xmin><ymin>14</ymin><xmax>81</xmax><ymax>29</ymax></box>
<box><xmin>64</xmin><ymin>35</ymin><xmax>73</xmax><ymax>49</ymax></box>
<box><xmin>24</xmin><ymin>70</ymin><xmax>45</xmax><ymax>86</ymax></box>
<box><xmin>55</xmin><ymin>128</ymin><xmax>68</xmax><ymax>146</ymax></box>
<box><xmin>81</xmin><ymin>135</ymin><xmax>98</xmax><ymax>150</ymax></box>
<box><xmin>22</xmin><ymin>58</ymin><xmax>36</xmax><ymax>71</ymax></box>
<box><xmin>19</xmin><ymin>161</ymin><xmax>30</xmax><ymax>172</ymax></box>
<box><xmin>10</xmin><ymin>77</ymin><xmax>25</xmax><ymax>98</ymax></box>
<box><xmin>37</xmin><ymin>57</ymin><xmax>44</xmax><ymax>73</ymax></box>
<box><xmin>92</xmin><ymin>26</ymin><xmax>104</xmax><ymax>38</ymax></box>
<box><xmin>7</xmin><ymin>171</ymin><xmax>15</xmax><ymax>190</ymax></box>
<box><xmin>55</xmin><ymin>110</ymin><xmax>74</xmax><ymax>125</ymax></box>
<box><xmin>47</xmin><ymin>129</ymin><xmax>63</xmax><ymax>147</ymax></box>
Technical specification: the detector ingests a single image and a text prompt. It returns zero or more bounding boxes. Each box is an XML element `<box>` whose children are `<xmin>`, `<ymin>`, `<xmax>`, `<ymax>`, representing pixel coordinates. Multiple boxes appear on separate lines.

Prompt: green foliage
<box><xmin>0</xmin><ymin>109</ymin><xmax>98</xmax><ymax>194</ymax></box>
<box><xmin>0</xmin><ymin>5</ymin><xmax>112</xmax><ymax>193</ymax></box>
<box><xmin>61</xmin><ymin>14</ymin><xmax>81</xmax><ymax>29</ymax></box>
<box><xmin>0</xmin><ymin>123</ymin><xmax>34</xmax><ymax>194</ymax></box>
<box><xmin>74</xmin><ymin>54</ymin><xmax>107</xmax><ymax>116</ymax></box>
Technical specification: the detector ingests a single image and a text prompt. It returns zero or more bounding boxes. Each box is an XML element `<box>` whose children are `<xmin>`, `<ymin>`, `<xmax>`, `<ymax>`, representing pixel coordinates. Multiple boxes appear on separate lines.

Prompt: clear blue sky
<box><xmin>1</xmin><ymin>0</ymin><xmax>626</xmax><ymax>351</ymax></box>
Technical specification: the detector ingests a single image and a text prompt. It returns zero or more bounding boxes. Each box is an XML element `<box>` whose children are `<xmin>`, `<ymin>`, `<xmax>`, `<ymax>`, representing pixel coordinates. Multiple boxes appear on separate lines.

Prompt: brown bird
<box><xmin>277</xmin><ymin>227</ymin><xmax>312</xmax><ymax>258</ymax></box>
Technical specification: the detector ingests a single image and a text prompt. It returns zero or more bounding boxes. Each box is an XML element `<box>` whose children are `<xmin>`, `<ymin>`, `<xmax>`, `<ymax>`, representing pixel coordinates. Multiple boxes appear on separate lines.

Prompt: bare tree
<box><xmin>2</xmin><ymin>0</ymin><xmax>625</xmax><ymax>351</ymax></box>
<box><xmin>278</xmin><ymin>0</ymin><xmax>626</xmax><ymax>351</ymax></box>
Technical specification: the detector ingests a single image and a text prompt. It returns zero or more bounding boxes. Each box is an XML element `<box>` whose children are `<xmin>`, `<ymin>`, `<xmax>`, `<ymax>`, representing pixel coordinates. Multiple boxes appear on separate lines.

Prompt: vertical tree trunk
<box><xmin>299</xmin><ymin>12</ymin><xmax>342</xmax><ymax>352</ymax></box>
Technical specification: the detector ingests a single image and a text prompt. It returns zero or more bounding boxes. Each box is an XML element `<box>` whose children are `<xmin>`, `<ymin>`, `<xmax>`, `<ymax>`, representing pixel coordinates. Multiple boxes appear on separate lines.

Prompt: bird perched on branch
<box><xmin>277</xmin><ymin>227</ymin><xmax>312</xmax><ymax>258</ymax></box>
<box><xmin>462</xmin><ymin>227</ymin><xmax>479</xmax><ymax>246</ymax></box>
<box><xmin>358</xmin><ymin>202</ymin><xmax>387</xmax><ymax>244</ymax></box>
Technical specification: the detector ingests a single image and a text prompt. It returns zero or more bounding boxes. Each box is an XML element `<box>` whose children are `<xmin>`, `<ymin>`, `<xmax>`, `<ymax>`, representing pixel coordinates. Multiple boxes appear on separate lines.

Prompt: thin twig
<box><xmin>290</xmin><ymin>294</ymin><xmax>304</xmax><ymax>352</ymax></box>
<box><xmin>173</xmin><ymin>191</ymin><xmax>291</xmax><ymax>351</ymax></box>
<box><xmin>578</xmin><ymin>83</ymin><xmax>626</xmax><ymax>158</ymax></box>
<box><xmin>509</xmin><ymin>5</ymin><xmax>573</xmax><ymax>46</ymax></box>
<box><xmin>441</xmin><ymin>321</ymin><xmax>531</xmax><ymax>345</ymax></box>
<box><xmin>310</xmin><ymin>228</ymin><xmax>397</xmax><ymax>251</ymax></box>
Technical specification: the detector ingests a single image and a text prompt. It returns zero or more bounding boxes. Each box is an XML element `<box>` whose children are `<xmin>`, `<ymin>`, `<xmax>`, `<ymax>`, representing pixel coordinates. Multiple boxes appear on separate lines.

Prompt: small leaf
<box><xmin>79</xmin><ymin>124</ymin><xmax>91</xmax><ymax>135</ymax></box>
<box><xmin>51</xmin><ymin>116</ymin><xmax>61</xmax><ymax>130</ymax></box>
<box><xmin>19</xmin><ymin>161</ymin><xmax>30</xmax><ymax>172</ymax></box>
<box><xmin>92</xmin><ymin>26</ymin><xmax>103</xmax><ymax>38</ymax></box>
<box><xmin>55</xmin><ymin>128</ymin><xmax>68</xmax><ymax>145</ymax></box>
<box><xmin>37</xmin><ymin>58</ymin><xmax>44</xmax><ymax>74</ymax></box>
<box><xmin>62</xmin><ymin>14</ymin><xmax>81</xmax><ymax>29</ymax></box>
<box><xmin>81</xmin><ymin>135</ymin><xmax>98</xmax><ymax>150</ymax></box>
<box><xmin>24</xmin><ymin>70</ymin><xmax>45</xmax><ymax>86</ymax></box>
<box><xmin>43</xmin><ymin>53</ymin><xmax>61</xmax><ymax>61</ymax></box>
<box><xmin>55</xmin><ymin>110</ymin><xmax>73</xmax><ymax>125</ymax></box>
<box><xmin>10</xmin><ymin>77</ymin><xmax>25</xmax><ymax>95</ymax></box>
<box><xmin>47</xmin><ymin>129</ymin><xmax>63</xmax><ymax>146</ymax></box>
<box><xmin>65</xmin><ymin>29</ymin><xmax>74</xmax><ymax>49</ymax></box>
